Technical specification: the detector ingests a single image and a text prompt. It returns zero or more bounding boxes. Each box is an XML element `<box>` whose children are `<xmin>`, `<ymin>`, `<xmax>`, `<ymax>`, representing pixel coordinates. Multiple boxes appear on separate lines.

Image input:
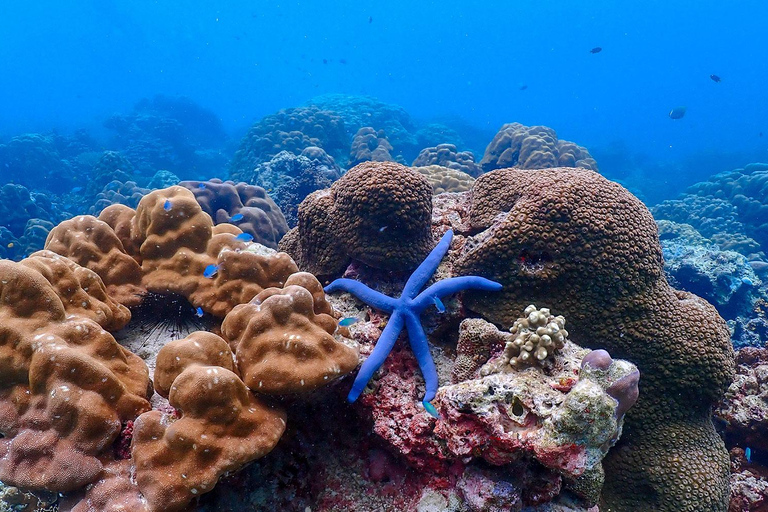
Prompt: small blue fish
<box><xmin>195</xmin><ymin>307</ymin><xmax>204</xmax><ymax>317</ymax></box>
<box><xmin>379</xmin><ymin>225</ymin><xmax>388</xmax><ymax>232</ymax></box>
<box><xmin>746</xmin><ymin>447</ymin><xmax>752</xmax><ymax>463</ymax></box>
<box><xmin>198</xmin><ymin>183</ymin><xmax>206</xmax><ymax>189</ymax></box>
<box><xmin>231</xmin><ymin>213</ymin><xmax>244</xmax><ymax>222</ymax></box>
<box><xmin>423</xmin><ymin>401</ymin><xmax>440</xmax><ymax>418</ymax></box>
<box><xmin>203</xmin><ymin>264</ymin><xmax>219</xmax><ymax>278</ymax></box>
<box><xmin>70</xmin><ymin>186</ymin><xmax>83</xmax><ymax>193</ymax></box>
<box><xmin>338</xmin><ymin>317</ymin><xmax>359</xmax><ymax>327</ymax></box>
<box><xmin>235</xmin><ymin>233</ymin><xmax>254</xmax><ymax>242</ymax></box>
<box><xmin>742</xmin><ymin>277</ymin><xmax>754</xmax><ymax>287</ymax></box>
<box><xmin>164</xmin><ymin>199</ymin><xmax>172</xmax><ymax>211</ymax></box>
<box><xmin>433</xmin><ymin>296</ymin><xmax>446</xmax><ymax>313</ymax></box>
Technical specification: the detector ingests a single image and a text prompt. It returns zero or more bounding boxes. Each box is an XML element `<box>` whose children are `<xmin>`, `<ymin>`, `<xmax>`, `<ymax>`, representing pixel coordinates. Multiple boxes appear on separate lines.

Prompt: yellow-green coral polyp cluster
<box><xmin>505</xmin><ymin>305</ymin><xmax>567</xmax><ymax>365</ymax></box>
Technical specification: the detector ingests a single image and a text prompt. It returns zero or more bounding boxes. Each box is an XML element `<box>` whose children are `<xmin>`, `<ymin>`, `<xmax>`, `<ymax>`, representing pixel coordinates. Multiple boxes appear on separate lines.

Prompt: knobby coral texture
<box><xmin>455</xmin><ymin>167</ymin><xmax>735</xmax><ymax>511</ymax></box>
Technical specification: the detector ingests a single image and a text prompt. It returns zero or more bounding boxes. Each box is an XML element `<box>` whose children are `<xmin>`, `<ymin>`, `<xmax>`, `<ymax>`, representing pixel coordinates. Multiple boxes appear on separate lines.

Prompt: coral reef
<box><xmin>307</xmin><ymin>94</ymin><xmax>420</xmax><ymax>161</ymax></box>
<box><xmin>280</xmin><ymin>161</ymin><xmax>434</xmax><ymax>278</ymax></box>
<box><xmin>85</xmin><ymin>151</ymin><xmax>135</xmax><ymax>199</ymax></box>
<box><xmin>349</xmin><ymin>127</ymin><xmax>397</xmax><ymax>166</ymax></box>
<box><xmin>415</xmin><ymin>123</ymin><xmax>465</xmax><ymax>152</ymax></box>
<box><xmin>479</xmin><ymin>123</ymin><xmax>598</xmax><ymax>173</ymax></box>
<box><xmin>222</xmin><ymin>272</ymin><xmax>359</xmax><ymax>394</ymax></box>
<box><xmin>104</xmin><ymin>95</ymin><xmax>228</xmax><ymax>179</ymax></box>
<box><xmin>0</xmin><ymin>133</ymin><xmax>77</xmax><ymax>193</ymax></box>
<box><xmin>46</xmin><ymin>186</ymin><xmax>298</xmax><ymax>316</ymax></box>
<box><xmin>658</xmin><ymin>220</ymin><xmax>762</xmax><ymax>319</ymax></box>
<box><xmin>454</xmin><ymin>168</ymin><xmax>734</xmax><ymax>511</ymax></box>
<box><xmin>179</xmin><ymin>178</ymin><xmax>288</xmax><ymax>249</ymax></box>
<box><xmin>653</xmin><ymin>163</ymin><xmax>768</xmax><ymax>260</ymax></box>
<box><xmin>229</xmin><ymin>149</ymin><xmax>342</xmax><ymax>227</ymax></box>
<box><xmin>0</xmin><ymin>254</ymin><xmax>150</xmax><ymax>492</ymax></box>
<box><xmin>413</xmin><ymin>165</ymin><xmax>476</xmax><ymax>194</ymax></box>
<box><xmin>412</xmin><ymin>143</ymin><xmax>481</xmax><ymax>177</ymax></box>
<box><xmin>229</xmin><ymin>105</ymin><xmax>347</xmax><ymax>176</ymax></box>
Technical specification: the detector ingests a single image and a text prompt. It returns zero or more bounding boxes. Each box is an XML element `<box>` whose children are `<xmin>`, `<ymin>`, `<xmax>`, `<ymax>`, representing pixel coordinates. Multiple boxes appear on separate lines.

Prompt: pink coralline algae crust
<box><xmin>716</xmin><ymin>346</ymin><xmax>768</xmax><ymax>453</ymax></box>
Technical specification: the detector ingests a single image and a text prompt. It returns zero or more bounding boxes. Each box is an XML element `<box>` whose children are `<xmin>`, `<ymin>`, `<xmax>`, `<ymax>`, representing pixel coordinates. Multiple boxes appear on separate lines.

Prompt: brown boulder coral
<box><xmin>349</xmin><ymin>127</ymin><xmax>396</xmax><ymax>166</ymax></box>
<box><xmin>46</xmin><ymin>186</ymin><xmax>299</xmax><ymax>317</ymax></box>
<box><xmin>480</xmin><ymin>123</ymin><xmax>598</xmax><ymax>173</ymax></box>
<box><xmin>0</xmin><ymin>256</ymin><xmax>151</xmax><ymax>492</ymax></box>
<box><xmin>132</xmin><ymin>331</ymin><xmax>286</xmax><ymax>512</ymax></box>
<box><xmin>455</xmin><ymin>167</ymin><xmax>735</xmax><ymax>511</ymax></box>
<box><xmin>279</xmin><ymin>161</ymin><xmax>434</xmax><ymax>278</ymax></box>
<box><xmin>222</xmin><ymin>272</ymin><xmax>359</xmax><ymax>394</ymax></box>
<box><xmin>412</xmin><ymin>143</ymin><xmax>481</xmax><ymax>177</ymax></box>
<box><xmin>413</xmin><ymin>165</ymin><xmax>476</xmax><ymax>194</ymax></box>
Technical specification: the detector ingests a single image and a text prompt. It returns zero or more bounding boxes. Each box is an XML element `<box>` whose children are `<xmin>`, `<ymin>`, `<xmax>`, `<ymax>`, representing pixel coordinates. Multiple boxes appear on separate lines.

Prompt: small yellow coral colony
<box><xmin>504</xmin><ymin>304</ymin><xmax>567</xmax><ymax>365</ymax></box>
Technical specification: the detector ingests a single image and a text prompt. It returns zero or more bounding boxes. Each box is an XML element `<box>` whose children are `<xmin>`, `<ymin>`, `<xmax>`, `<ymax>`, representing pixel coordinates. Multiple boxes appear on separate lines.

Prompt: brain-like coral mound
<box><xmin>229</xmin><ymin>149</ymin><xmax>342</xmax><ymax>228</ymax></box>
<box><xmin>455</xmin><ymin>167</ymin><xmax>734</xmax><ymax>511</ymax></box>
<box><xmin>413</xmin><ymin>165</ymin><xmax>476</xmax><ymax>194</ymax></box>
<box><xmin>279</xmin><ymin>161</ymin><xmax>434</xmax><ymax>278</ymax></box>
<box><xmin>222</xmin><ymin>272</ymin><xmax>358</xmax><ymax>394</ymax></box>
<box><xmin>0</xmin><ymin>133</ymin><xmax>77</xmax><ymax>193</ymax></box>
<box><xmin>46</xmin><ymin>186</ymin><xmax>299</xmax><ymax>317</ymax></box>
<box><xmin>132</xmin><ymin>331</ymin><xmax>286</xmax><ymax>512</ymax></box>
<box><xmin>412</xmin><ymin>143</ymin><xmax>481</xmax><ymax>177</ymax></box>
<box><xmin>85</xmin><ymin>151</ymin><xmax>135</xmax><ymax>199</ymax></box>
<box><xmin>0</xmin><ymin>255</ymin><xmax>151</xmax><ymax>492</ymax></box>
<box><xmin>229</xmin><ymin>105</ymin><xmax>347</xmax><ymax>176</ymax></box>
<box><xmin>179</xmin><ymin>178</ymin><xmax>288</xmax><ymax>249</ymax></box>
<box><xmin>479</xmin><ymin>123</ymin><xmax>598</xmax><ymax>173</ymax></box>
<box><xmin>349</xmin><ymin>127</ymin><xmax>397</xmax><ymax>166</ymax></box>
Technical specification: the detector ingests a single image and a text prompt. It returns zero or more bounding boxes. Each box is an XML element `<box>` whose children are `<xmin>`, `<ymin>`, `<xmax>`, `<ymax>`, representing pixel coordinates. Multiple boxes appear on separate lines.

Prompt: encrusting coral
<box><xmin>455</xmin><ymin>167</ymin><xmax>735</xmax><ymax>511</ymax></box>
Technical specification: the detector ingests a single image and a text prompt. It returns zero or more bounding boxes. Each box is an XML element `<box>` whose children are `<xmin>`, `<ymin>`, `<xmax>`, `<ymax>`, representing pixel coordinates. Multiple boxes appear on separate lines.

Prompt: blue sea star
<box><xmin>324</xmin><ymin>229</ymin><xmax>502</xmax><ymax>415</ymax></box>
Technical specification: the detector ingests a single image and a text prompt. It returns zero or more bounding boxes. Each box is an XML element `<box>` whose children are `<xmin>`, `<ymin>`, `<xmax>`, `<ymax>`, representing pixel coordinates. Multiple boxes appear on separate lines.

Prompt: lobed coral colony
<box><xmin>0</xmin><ymin>110</ymin><xmax>759</xmax><ymax>511</ymax></box>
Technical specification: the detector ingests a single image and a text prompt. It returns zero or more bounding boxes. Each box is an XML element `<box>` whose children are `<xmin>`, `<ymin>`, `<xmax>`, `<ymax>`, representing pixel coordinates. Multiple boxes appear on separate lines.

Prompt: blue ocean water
<box><xmin>2</xmin><ymin>0</ymin><xmax>767</xmax><ymax>185</ymax></box>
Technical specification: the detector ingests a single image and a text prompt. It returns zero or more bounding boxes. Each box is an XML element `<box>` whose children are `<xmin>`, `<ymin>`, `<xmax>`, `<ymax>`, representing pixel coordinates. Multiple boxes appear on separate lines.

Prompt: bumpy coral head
<box><xmin>459</xmin><ymin>168</ymin><xmax>663</xmax><ymax>322</ymax></box>
<box><xmin>505</xmin><ymin>304</ymin><xmax>567</xmax><ymax>366</ymax></box>
<box><xmin>332</xmin><ymin>161</ymin><xmax>434</xmax><ymax>269</ymax></box>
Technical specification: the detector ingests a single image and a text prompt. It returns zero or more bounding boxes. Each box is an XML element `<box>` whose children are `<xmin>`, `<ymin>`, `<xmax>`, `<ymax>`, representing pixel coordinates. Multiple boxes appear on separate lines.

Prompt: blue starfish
<box><xmin>324</xmin><ymin>229</ymin><xmax>502</xmax><ymax>416</ymax></box>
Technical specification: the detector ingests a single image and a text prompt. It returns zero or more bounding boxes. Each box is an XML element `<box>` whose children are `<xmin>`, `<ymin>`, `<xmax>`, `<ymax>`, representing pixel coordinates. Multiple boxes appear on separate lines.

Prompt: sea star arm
<box><xmin>401</xmin><ymin>229</ymin><xmax>454</xmax><ymax>299</ymax></box>
<box><xmin>346</xmin><ymin>310</ymin><xmax>405</xmax><ymax>402</ymax></box>
<box><xmin>403</xmin><ymin>310</ymin><xmax>439</xmax><ymax>404</ymax></box>
<box><xmin>324</xmin><ymin>279</ymin><xmax>397</xmax><ymax>312</ymax></box>
<box><xmin>413</xmin><ymin>276</ymin><xmax>503</xmax><ymax>313</ymax></box>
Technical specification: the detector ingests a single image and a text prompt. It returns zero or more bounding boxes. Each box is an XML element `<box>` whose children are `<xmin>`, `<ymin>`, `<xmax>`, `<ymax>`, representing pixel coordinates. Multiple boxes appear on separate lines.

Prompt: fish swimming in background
<box><xmin>519</xmin><ymin>84</ymin><xmax>528</xmax><ymax>90</ymax></box>
<box><xmin>433</xmin><ymin>296</ymin><xmax>446</xmax><ymax>313</ymax></box>
<box><xmin>368</xmin><ymin>16</ymin><xmax>373</xmax><ymax>23</ymax></box>
<box><xmin>590</xmin><ymin>47</ymin><xmax>602</xmax><ymax>54</ymax></box>
<box><xmin>746</xmin><ymin>447</ymin><xmax>752</xmax><ymax>463</ymax></box>
<box><xmin>70</xmin><ymin>186</ymin><xmax>83</xmax><ymax>193</ymax></box>
<box><xmin>379</xmin><ymin>225</ymin><xmax>388</xmax><ymax>232</ymax></box>
<box><xmin>338</xmin><ymin>317</ymin><xmax>359</xmax><ymax>327</ymax></box>
<box><xmin>669</xmin><ymin>106</ymin><xmax>687</xmax><ymax>119</ymax></box>
<box><xmin>198</xmin><ymin>183</ymin><xmax>206</xmax><ymax>189</ymax></box>
<box><xmin>163</xmin><ymin>199</ymin><xmax>172</xmax><ymax>211</ymax></box>
<box><xmin>231</xmin><ymin>213</ymin><xmax>244</xmax><ymax>221</ymax></box>
<box><xmin>235</xmin><ymin>232</ymin><xmax>254</xmax><ymax>242</ymax></box>
<box><xmin>7</xmin><ymin>242</ymin><xmax>13</xmax><ymax>248</ymax></box>
<box><xmin>195</xmin><ymin>307</ymin><xmax>204</xmax><ymax>317</ymax></box>
<box><xmin>710</xmin><ymin>74</ymin><xmax>721</xmax><ymax>82</ymax></box>
<box><xmin>203</xmin><ymin>264</ymin><xmax>219</xmax><ymax>278</ymax></box>
<box><xmin>423</xmin><ymin>401</ymin><xmax>440</xmax><ymax>418</ymax></box>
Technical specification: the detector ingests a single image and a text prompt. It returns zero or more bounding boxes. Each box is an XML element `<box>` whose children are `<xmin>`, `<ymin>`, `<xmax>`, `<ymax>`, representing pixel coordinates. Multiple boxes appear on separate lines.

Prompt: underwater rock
<box><xmin>0</xmin><ymin>133</ymin><xmax>77</xmax><ymax>193</ymax></box>
<box><xmin>412</xmin><ymin>143</ymin><xmax>481</xmax><ymax>177</ymax></box>
<box><xmin>479</xmin><ymin>123</ymin><xmax>598</xmax><ymax>173</ymax></box>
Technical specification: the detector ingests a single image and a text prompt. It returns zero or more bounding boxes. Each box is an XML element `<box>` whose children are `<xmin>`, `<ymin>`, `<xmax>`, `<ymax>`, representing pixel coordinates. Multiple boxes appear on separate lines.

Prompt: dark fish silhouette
<box><xmin>323</xmin><ymin>59</ymin><xmax>328</xmax><ymax>64</ymax></box>
<box><xmin>339</xmin><ymin>58</ymin><xmax>348</xmax><ymax>65</ymax></box>
<box><xmin>669</xmin><ymin>106</ymin><xmax>687</xmax><ymax>119</ymax></box>
<box><xmin>519</xmin><ymin>84</ymin><xmax>528</xmax><ymax>90</ymax></box>
<box><xmin>710</xmin><ymin>74</ymin><xmax>721</xmax><ymax>82</ymax></box>
<box><xmin>369</xmin><ymin>16</ymin><xmax>373</xmax><ymax>23</ymax></box>
<box><xmin>590</xmin><ymin>47</ymin><xmax>602</xmax><ymax>54</ymax></box>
